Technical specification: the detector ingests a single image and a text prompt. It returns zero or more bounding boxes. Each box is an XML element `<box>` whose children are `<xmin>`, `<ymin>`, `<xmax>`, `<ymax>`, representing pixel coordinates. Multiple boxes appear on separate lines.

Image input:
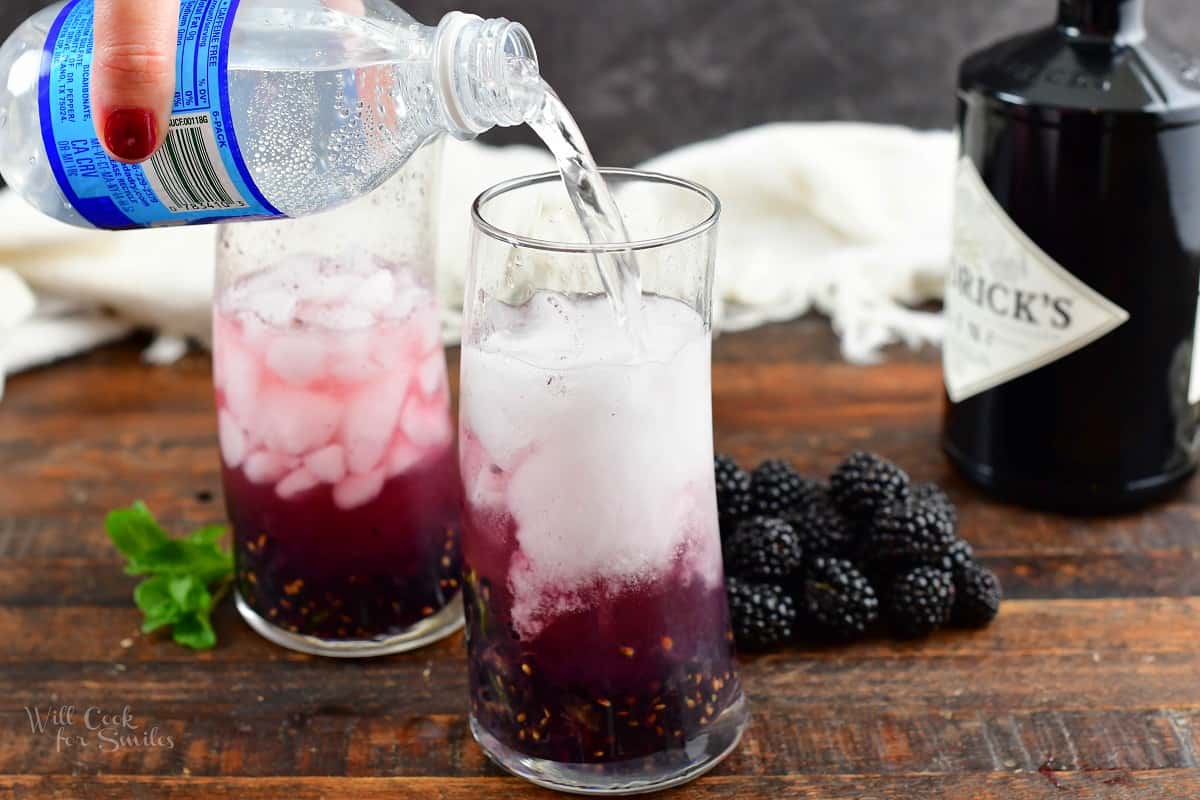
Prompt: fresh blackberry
<box><xmin>887</xmin><ymin>566</ymin><xmax>955</xmax><ymax>638</ymax></box>
<box><xmin>952</xmin><ymin>562</ymin><xmax>1002</xmax><ymax>628</ymax></box>
<box><xmin>786</xmin><ymin>496</ymin><xmax>855</xmax><ymax>558</ymax></box>
<box><xmin>870</xmin><ymin>536</ymin><xmax>975</xmax><ymax>585</ymax></box>
<box><xmin>724</xmin><ymin>516</ymin><xmax>804</xmax><ymax>580</ymax></box>
<box><xmin>714</xmin><ymin>454</ymin><xmax>753</xmax><ymax>521</ymax></box>
<box><xmin>725</xmin><ymin>577</ymin><xmax>797</xmax><ymax>651</ymax></box>
<box><xmin>914</xmin><ymin>482</ymin><xmax>958</xmax><ymax>530</ymax></box>
<box><xmin>793</xmin><ymin>478</ymin><xmax>831</xmax><ymax>511</ymax></box>
<box><xmin>829</xmin><ymin>451</ymin><xmax>911</xmax><ymax>520</ymax></box>
<box><xmin>941</xmin><ymin>538</ymin><xmax>975</xmax><ymax>576</ymax></box>
<box><xmin>749</xmin><ymin>459</ymin><xmax>813</xmax><ymax>516</ymax></box>
<box><xmin>800</xmin><ymin>558</ymin><xmax>879</xmax><ymax>642</ymax></box>
<box><xmin>867</xmin><ymin>496</ymin><xmax>957</xmax><ymax>564</ymax></box>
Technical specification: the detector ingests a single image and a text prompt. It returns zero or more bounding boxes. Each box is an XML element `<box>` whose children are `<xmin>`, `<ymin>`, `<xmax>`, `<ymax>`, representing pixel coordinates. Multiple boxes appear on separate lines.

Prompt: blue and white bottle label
<box><xmin>39</xmin><ymin>0</ymin><xmax>282</xmax><ymax>229</ymax></box>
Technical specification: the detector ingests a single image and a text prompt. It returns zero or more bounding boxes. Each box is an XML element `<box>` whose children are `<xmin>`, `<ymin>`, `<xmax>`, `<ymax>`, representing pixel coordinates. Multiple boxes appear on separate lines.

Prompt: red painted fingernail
<box><xmin>103</xmin><ymin>108</ymin><xmax>158</xmax><ymax>162</ymax></box>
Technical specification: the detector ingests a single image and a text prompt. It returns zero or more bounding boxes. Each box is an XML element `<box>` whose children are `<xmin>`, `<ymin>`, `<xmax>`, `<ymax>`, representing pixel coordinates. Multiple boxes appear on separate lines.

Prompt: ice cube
<box><xmin>258</xmin><ymin>386</ymin><xmax>343</xmax><ymax>456</ymax></box>
<box><xmin>333</xmin><ymin>469</ymin><xmax>385</xmax><ymax>510</ymax></box>
<box><xmin>366</xmin><ymin>325</ymin><xmax>404</xmax><ymax>372</ymax></box>
<box><xmin>411</xmin><ymin>303</ymin><xmax>443</xmax><ymax>355</ymax></box>
<box><xmin>304</xmin><ymin>444</ymin><xmax>347</xmax><ymax>484</ymax></box>
<box><xmin>219</xmin><ymin>276</ymin><xmax>270</xmax><ymax>316</ymax></box>
<box><xmin>212</xmin><ymin>317</ymin><xmax>235</xmax><ymax>390</ymax></box>
<box><xmin>266</xmin><ymin>333</ymin><xmax>328</xmax><ymax>386</ymax></box>
<box><xmin>399</xmin><ymin>394</ymin><xmax>453</xmax><ymax>450</ymax></box>
<box><xmin>298</xmin><ymin>304</ymin><xmax>377</xmax><ymax>332</ymax></box>
<box><xmin>243</xmin><ymin>451</ymin><xmax>294</xmax><ymax>485</ymax></box>
<box><xmin>380</xmin><ymin>283</ymin><xmax>422</xmax><ymax>322</ymax></box>
<box><xmin>237</xmin><ymin>312</ymin><xmax>276</xmax><ymax>348</ymax></box>
<box><xmin>337</xmin><ymin>252</ymin><xmax>383</xmax><ymax>277</ymax></box>
<box><xmin>386</xmin><ymin>435</ymin><xmax>424</xmax><ymax>477</ymax></box>
<box><xmin>341</xmin><ymin>370</ymin><xmax>409</xmax><ymax>474</ymax></box>
<box><xmin>346</xmin><ymin>269</ymin><xmax>395</xmax><ymax>314</ymax></box>
<box><xmin>221</xmin><ymin>259</ymin><xmax>311</xmax><ymax>316</ymax></box>
<box><xmin>221</xmin><ymin>343</ymin><xmax>262</xmax><ymax>426</ymax></box>
<box><xmin>217</xmin><ymin>410</ymin><xmax>246</xmax><ymax>468</ymax></box>
<box><xmin>253</xmin><ymin>256</ymin><xmax>320</xmax><ymax>290</ymax></box>
<box><xmin>244</xmin><ymin>288</ymin><xmax>298</xmax><ymax>327</ymax></box>
<box><xmin>416</xmin><ymin>350</ymin><xmax>447</xmax><ymax>398</ymax></box>
<box><xmin>391</xmin><ymin>266</ymin><xmax>418</xmax><ymax>290</ymax></box>
<box><xmin>329</xmin><ymin>330</ymin><xmax>382</xmax><ymax>384</ymax></box>
<box><xmin>297</xmin><ymin>272</ymin><xmax>357</xmax><ymax>305</ymax></box>
<box><xmin>276</xmin><ymin>468</ymin><xmax>321</xmax><ymax>500</ymax></box>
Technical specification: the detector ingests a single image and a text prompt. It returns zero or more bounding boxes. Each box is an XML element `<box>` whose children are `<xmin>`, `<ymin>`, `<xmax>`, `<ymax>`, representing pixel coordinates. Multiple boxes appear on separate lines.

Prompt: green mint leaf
<box><xmin>109</xmin><ymin>504</ymin><xmax>233</xmax><ymax>652</ymax></box>
<box><xmin>135</xmin><ymin>577</ymin><xmax>183</xmax><ymax>634</ymax></box>
<box><xmin>126</xmin><ymin>539</ymin><xmax>233</xmax><ymax>584</ymax></box>
<box><xmin>106</xmin><ymin>502</ymin><xmax>170</xmax><ymax>560</ymax></box>
<box><xmin>172</xmin><ymin>612</ymin><xmax>217</xmax><ymax>651</ymax></box>
<box><xmin>167</xmin><ymin>574</ymin><xmax>212</xmax><ymax>615</ymax></box>
<box><xmin>141</xmin><ymin>612</ymin><xmax>177</xmax><ymax>635</ymax></box>
<box><xmin>134</xmin><ymin>575</ymin><xmax>177</xmax><ymax>618</ymax></box>
<box><xmin>186</xmin><ymin>526</ymin><xmax>228</xmax><ymax>548</ymax></box>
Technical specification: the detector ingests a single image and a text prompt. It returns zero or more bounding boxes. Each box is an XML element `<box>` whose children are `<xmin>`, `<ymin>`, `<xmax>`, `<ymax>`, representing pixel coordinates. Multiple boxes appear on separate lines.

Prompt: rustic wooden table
<box><xmin>1</xmin><ymin>320</ymin><xmax>1198</xmax><ymax>799</ymax></box>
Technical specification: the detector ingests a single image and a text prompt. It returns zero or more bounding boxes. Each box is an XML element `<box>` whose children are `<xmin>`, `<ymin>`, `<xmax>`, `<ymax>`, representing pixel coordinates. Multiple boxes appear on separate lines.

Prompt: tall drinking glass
<box><xmin>459</xmin><ymin>169</ymin><xmax>747</xmax><ymax>794</ymax></box>
<box><xmin>213</xmin><ymin>140</ymin><xmax>464</xmax><ymax>657</ymax></box>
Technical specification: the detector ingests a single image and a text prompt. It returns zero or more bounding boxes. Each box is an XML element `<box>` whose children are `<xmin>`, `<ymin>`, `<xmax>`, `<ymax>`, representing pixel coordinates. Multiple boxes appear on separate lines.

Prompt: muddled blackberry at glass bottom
<box><xmin>463</xmin><ymin>549</ymin><xmax>741</xmax><ymax>767</ymax></box>
<box><xmin>225</xmin><ymin>449</ymin><xmax>461</xmax><ymax>645</ymax></box>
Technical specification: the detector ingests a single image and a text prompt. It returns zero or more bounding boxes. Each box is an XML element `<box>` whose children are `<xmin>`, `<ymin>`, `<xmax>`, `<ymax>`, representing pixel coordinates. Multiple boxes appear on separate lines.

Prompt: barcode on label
<box><xmin>144</xmin><ymin>113</ymin><xmax>250</xmax><ymax>214</ymax></box>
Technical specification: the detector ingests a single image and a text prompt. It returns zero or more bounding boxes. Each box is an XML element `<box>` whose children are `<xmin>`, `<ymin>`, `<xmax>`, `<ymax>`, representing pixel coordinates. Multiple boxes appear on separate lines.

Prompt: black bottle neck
<box><xmin>1057</xmin><ymin>0</ymin><xmax>1146</xmax><ymax>43</ymax></box>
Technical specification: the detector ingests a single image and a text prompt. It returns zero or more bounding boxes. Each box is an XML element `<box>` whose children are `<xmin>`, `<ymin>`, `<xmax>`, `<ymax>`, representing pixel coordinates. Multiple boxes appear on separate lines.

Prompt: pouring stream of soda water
<box><xmin>519</xmin><ymin>78</ymin><xmax>647</xmax><ymax>344</ymax></box>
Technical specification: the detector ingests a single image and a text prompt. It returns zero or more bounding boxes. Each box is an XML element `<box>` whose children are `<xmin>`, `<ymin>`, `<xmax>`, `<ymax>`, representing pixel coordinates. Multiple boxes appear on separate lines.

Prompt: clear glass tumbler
<box><xmin>212</xmin><ymin>139</ymin><xmax>464</xmax><ymax>657</ymax></box>
<box><xmin>459</xmin><ymin>169</ymin><xmax>748</xmax><ymax>794</ymax></box>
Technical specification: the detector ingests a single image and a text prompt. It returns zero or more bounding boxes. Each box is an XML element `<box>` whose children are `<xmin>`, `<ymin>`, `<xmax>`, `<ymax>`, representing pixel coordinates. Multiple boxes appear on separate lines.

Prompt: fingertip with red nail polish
<box><xmin>103</xmin><ymin>108</ymin><xmax>158</xmax><ymax>162</ymax></box>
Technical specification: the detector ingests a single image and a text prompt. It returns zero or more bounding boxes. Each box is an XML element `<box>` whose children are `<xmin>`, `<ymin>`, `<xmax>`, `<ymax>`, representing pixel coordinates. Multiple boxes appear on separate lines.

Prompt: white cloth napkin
<box><xmin>0</xmin><ymin>122</ymin><xmax>955</xmax><ymax>399</ymax></box>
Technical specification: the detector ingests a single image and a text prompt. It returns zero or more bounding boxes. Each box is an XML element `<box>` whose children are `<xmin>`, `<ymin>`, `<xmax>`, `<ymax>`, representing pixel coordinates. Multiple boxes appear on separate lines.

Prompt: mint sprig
<box><xmin>106</xmin><ymin>502</ymin><xmax>233</xmax><ymax>650</ymax></box>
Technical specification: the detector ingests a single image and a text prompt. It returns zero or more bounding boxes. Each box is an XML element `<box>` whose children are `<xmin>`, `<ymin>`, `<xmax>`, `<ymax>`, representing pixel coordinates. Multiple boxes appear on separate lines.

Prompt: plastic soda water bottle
<box><xmin>0</xmin><ymin>0</ymin><xmax>541</xmax><ymax>229</ymax></box>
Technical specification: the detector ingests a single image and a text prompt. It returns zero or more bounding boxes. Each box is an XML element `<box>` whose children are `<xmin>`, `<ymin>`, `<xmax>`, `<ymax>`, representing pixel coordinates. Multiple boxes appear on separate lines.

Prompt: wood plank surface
<box><xmin>1</xmin><ymin>319</ymin><xmax>1198</xmax><ymax>798</ymax></box>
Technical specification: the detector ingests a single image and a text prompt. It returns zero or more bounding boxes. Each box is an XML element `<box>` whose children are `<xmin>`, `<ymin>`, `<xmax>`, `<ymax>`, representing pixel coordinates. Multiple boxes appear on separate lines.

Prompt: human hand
<box><xmin>90</xmin><ymin>0</ymin><xmax>181</xmax><ymax>163</ymax></box>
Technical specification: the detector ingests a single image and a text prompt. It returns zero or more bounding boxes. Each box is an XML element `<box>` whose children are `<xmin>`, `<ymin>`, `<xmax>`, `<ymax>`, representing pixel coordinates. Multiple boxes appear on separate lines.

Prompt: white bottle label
<box><xmin>943</xmin><ymin>157</ymin><xmax>1130</xmax><ymax>403</ymax></box>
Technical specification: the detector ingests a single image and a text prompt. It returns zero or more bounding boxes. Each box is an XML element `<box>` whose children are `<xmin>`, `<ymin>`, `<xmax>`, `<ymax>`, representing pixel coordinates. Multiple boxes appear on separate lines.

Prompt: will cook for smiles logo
<box><xmin>24</xmin><ymin>705</ymin><xmax>175</xmax><ymax>753</ymax></box>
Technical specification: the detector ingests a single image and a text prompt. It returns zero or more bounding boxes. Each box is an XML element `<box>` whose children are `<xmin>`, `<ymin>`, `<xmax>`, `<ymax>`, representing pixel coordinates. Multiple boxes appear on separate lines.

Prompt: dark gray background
<box><xmin>3</xmin><ymin>0</ymin><xmax>1198</xmax><ymax>163</ymax></box>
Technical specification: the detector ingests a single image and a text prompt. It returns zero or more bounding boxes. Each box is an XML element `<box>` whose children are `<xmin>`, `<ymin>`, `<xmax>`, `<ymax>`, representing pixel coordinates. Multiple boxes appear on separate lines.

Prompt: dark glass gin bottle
<box><xmin>943</xmin><ymin>0</ymin><xmax>1200</xmax><ymax>512</ymax></box>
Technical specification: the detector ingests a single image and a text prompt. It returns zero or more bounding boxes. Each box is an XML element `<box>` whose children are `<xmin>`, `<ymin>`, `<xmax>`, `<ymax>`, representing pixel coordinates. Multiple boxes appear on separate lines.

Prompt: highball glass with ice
<box><xmin>213</xmin><ymin>142</ymin><xmax>463</xmax><ymax>656</ymax></box>
<box><xmin>459</xmin><ymin>169</ymin><xmax>748</xmax><ymax>794</ymax></box>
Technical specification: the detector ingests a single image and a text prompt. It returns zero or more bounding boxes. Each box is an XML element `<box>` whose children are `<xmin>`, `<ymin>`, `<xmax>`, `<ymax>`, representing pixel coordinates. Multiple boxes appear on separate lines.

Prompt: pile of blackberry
<box><xmin>716</xmin><ymin>451</ymin><xmax>1001</xmax><ymax>650</ymax></box>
